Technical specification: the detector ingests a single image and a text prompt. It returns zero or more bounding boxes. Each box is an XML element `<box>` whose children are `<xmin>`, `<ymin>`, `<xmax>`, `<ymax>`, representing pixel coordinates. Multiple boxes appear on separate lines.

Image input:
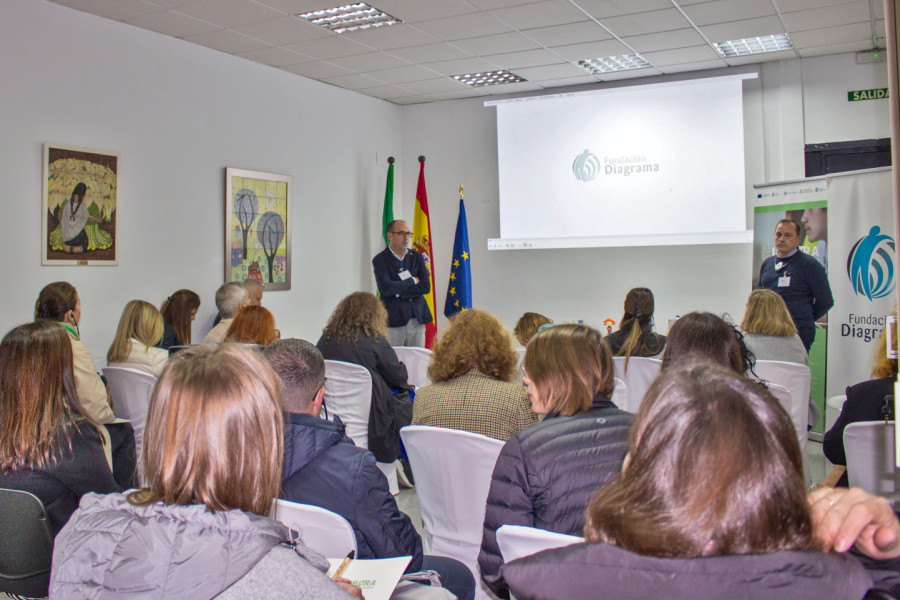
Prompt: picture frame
<box><xmin>225</xmin><ymin>167</ymin><xmax>291</xmax><ymax>291</ymax></box>
<box><xmin>43</xmin><ymin>143</ymin><xmax>119</xmax><ymax>265</ymax></box>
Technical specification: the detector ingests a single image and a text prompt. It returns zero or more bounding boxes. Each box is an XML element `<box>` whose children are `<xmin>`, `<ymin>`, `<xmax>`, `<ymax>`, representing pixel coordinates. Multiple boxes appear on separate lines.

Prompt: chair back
<box><xmin>392</xmin><ymin>346</ymin><xmax>433</xmax><ymax>388</ymax></box>
<box><xmin>103</xmin><ymin>366</ymin><xmax>158</xmax><ymax>458</ymax></box>
<box><xmin>611</xmin><ymin>378</ymin><xmax>627</xmax><ymax>410</ymax></box>
<box><xmin>271</xmin><ymin>499</ymin><xmax>358</xmax><ymax>558</ymax></box>
<box><xmin>612</xmin><ymin>356</ymin><xmax>661</xmax><ymax>413</ymax></box>
<box><xmin>400</xmin><ymin>425</ymin><xmax>504</xmax><ymax>598</ymax></box>
<box><xmin>755</xmin><ymin>360</ymin><xmax>810</xmax><ymax>450</ymax></box>
<box><xmin>0</xmin><ymin>488</ymin><xmax>53</xmax><ymax>592</ymax></box>
<box><xmin>323</xmin><ymin>360</ymin><xmax>373</xmax><ymax>450</ymax></box>
<box><xmin>496</xmin><ymin>525</ymin><xmax>583</xmax><ymax>563</ymax></box>
<box><xmin>844</xmin><ymin>421</ymin><xmax>900</xmax><ymax>497</ymax></box>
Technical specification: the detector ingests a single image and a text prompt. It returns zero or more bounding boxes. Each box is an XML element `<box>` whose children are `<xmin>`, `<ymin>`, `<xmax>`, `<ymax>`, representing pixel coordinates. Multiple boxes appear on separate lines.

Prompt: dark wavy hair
<box><xmin>661</xmin><ymin>312</ymin><xmax>754</xmax><ymax>376</ymax></box>
<box><xmin>34</xmin><ymin>281</ymin><xmax>78</xmax><ymax>322</ymax></box>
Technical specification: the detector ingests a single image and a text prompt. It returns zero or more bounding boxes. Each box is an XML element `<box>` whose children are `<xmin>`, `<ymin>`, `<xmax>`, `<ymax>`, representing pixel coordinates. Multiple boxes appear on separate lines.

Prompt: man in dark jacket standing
<box><xmin>263</xmin><ymin>339</ymin><xmax>475</xmax><ymax>600</ymax></box>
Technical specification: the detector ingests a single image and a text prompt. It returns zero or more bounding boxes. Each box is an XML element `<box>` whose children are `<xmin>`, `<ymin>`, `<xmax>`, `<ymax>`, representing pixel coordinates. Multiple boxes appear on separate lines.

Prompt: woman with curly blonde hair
<box><xmin>317</xmin><ymin>292</ymin><xmax>412</xmax><ymax>464</ymax></box>
<box><xmin>413</xmin><ymin>310</ymin><xmax>536</xmax><ymax>441</ymax></box>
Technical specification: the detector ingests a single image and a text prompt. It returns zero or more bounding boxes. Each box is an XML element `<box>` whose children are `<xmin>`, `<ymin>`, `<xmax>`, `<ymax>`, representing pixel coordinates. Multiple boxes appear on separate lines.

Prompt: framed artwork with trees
<box><xmin>43</xmin><ymin>143</ymin><xmax>119</xmax><ymax>265</ymax></box>
<box><xmin>225</xmin><ymin>168</ymin><xmax>291</xmax><ymax>291</ymax></box>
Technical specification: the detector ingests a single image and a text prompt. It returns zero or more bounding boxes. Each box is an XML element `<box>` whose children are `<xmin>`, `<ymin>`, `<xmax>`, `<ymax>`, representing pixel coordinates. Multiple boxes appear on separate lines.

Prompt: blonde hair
<box><xmin>873</xmin><ymin>304</ymin><xmax>899</xmax><ymax>379</ymax></box>
<box><xmin>129</xmin><ymin>344</ymin><xmax>283</xmax><ymax>516</ymax></box>
<box><xmin>428</xmin><ymin>310</ymin><xmax>518</xmax><ymax>383</ymax></box>
<box><xmin>322</xmin><ymin>292</ymin><xmax>388</xmax><ymax>342</ymax></box>
<box><xmin>107</xmin><ymin>300</ymin><xmax>165</xmax><ymax>364</ymax></box>
<box><xmin>741</xmin><ymin>289</ymin><xmax>798</xmax><ymax>337</ymax></box>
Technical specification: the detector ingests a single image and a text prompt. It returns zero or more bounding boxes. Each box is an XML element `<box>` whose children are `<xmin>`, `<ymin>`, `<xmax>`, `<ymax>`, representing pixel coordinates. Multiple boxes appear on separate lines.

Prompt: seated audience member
<box><xmin>35</xmin><ymin>282</ymin><xmax>137</xmax><ymax>487</ymax></box>
<box><xmin>824</xmin><ymin>312</ymin><xmax>898</xmax><ymax>487</ymax></box>
<box><xmin>50</xmin><ymin>345</ymin><xmax>359</xmax><ymax>600</ymax></box>
<box><xmin>107</xmin><ymin>300</ymin><xmax>169</xmax><ymax>377</ymax></box>
<box><xmin>497</xmin><ymin>361</ymin><xmax>900</xmax><ymax>599</ymax></box>
<box><xmin>213</xmin><ymin>279</ymin><xmax>263</xmax><ymax>326</ymax></box>
<box><xmin>225</xmin><ymin>305</ymin><xmax>279</xmax><ymax>346</ymax></box>
<box><xmin>0</xmin><ymin>322</ymin><xmax>119</xmax><ymax>597</ymax></box>
<box><xmin>512</xmin><ymin>312</ymin><xmax>552</xmax><ymax>347</ymax></box>
<box><xmin>412</xmin><ymin>310</ymin><xmax>537</xmax><ymax>441</ymax></box>
<box><xmin>158</xmin><ymin>289</ymin><xmax>200</xmax><ymax>349</ymax></box>
<box><xmin>264</xmin><ymin>340</ymin><xmax>475</xmax><ymax>600</ymax></box>
<box><xmin>479</xmin><ymin>324</ymin><xmax>634</xmax><ymax>597</ymax></box>
<box><xmin>602</xmin><ymin>287</ymin><xmax>666</xmax><ymax>368</ymax></box>
<box><xmin>317</xmin><ymin>291</ymin><xmax>413</xmax><ymax>464</ymax></box>
<box><xmin>661</xmin><ymin>311</ymin><xmax>754</xmax><ymax>375</ymax></box>
<box><xmin>741</xmin><ymin>288</ymin><xmax>808</xmax><ymax>365</ymax></box>
<box><xmin>203</xmin><ymin>282</ymin><xmax>248</xmax><ymax>344</ymax></box>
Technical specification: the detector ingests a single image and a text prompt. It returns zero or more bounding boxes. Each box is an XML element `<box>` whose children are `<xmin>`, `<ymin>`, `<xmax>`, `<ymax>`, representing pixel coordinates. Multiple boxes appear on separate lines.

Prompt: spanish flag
<box><xmin>412</xmin><ymin>156</ymin><xmax>437</xmax><ymax>349</ymax></box>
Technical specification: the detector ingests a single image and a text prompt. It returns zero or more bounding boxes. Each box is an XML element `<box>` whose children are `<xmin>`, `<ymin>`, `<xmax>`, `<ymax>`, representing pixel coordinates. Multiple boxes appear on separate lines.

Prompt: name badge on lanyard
<box><xmin>778</xmin><ymin>276</ymin><xmax>791</xmax><ymax>287</ymax></box>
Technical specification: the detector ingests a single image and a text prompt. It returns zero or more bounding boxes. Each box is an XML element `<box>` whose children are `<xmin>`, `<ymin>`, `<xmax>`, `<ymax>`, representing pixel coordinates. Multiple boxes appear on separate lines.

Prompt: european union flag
<box><xmin>444</xmin><ymin>198</ymin><xmax>472</xmax><ymax>318</ymax></box>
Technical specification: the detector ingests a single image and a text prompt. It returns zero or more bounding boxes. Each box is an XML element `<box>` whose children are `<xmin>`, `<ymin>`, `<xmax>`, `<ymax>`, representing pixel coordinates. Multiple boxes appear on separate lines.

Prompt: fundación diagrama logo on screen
<box><xmin>572</xmin><ymin>149</ymin><xmax>601</xmax><ymax>182</ymax></box>
<box><xmin>848</xmin><ymin>226</ymin><xmax>895</xmax><ymax>300</ymax></box>
<box><xmin>572</xmin><ymin>149</ymin><xmax>660</xmax><ymax>182</ymax></box>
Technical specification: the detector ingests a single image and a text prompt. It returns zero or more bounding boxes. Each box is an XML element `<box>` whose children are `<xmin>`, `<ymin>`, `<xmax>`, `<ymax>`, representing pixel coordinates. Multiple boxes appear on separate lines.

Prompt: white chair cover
<box><xmin>400</xmin><ymin>425</ymin><xmax>505</xmax><ymax>600</ymax></box>
<box><xmin>612</xmin><ymin>356</ymin><xmax>662</xmax><ymax>413</ymax></box>
<box><xmin>844</xmin><ymin>421</ymin><xmax>900</xmax><ymax>497</ymax></box>
<box><xmin>755</xmin><ymin>360</ymin><xmax>811</xmax><ymax>450</ymax></box>
<box><xmin>611</xmin><ymin>377</ymin><xmax>627</xmax><ymax>410</ymax></box>
<box><xmin>826</xmin><ymin>394</ymin><xmax>848</xmax><ymax>431</ymax></box>
<box><xmin>323</xmin><ymin>360</ymin><xmax>372</xmax><ymax>450</ymax></box>
<box><xmin>767</xmin><ymin>382</ymin><xmax>810</xmax><ymax>483</ymax></box>
<box><xmin>102</xmin><ymin>366</ymin><xmax>157</xmax><ymax>460</ymax></box>
<box><xmin>392</xmin><ymin>346</ymin><xmax>433</xmax><ymax>388</ymax></box>
<box><xmin>271</xmin><ymin>499</ymin><xmax>358</xmax><ymax>558</ymax></box>
<box><xmin>496</xmin><ymin>524</ymin><xmax>583</xmax><ymax>563</ymax></box>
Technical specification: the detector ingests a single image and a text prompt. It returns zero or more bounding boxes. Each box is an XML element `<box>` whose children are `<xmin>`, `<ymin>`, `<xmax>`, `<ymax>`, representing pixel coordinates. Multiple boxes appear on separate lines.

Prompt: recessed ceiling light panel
<box><xmin>576</xmin><ymin>54</ymin><xmax>650</xmax><ymax>75</ymax></box>
<box><xmin>452</xmin><ymin>70</ymin><xmax>526</xmax><ymax>87</ymax></box>
<box><xmin>714</xmin><ymin>34</ymin><xmax>792</xmax><ymax>57</ymax></box>
<box><xmin>297</xmin><ymin>3</ymin><xmax>401</xmax><ymax>34</ymax></box>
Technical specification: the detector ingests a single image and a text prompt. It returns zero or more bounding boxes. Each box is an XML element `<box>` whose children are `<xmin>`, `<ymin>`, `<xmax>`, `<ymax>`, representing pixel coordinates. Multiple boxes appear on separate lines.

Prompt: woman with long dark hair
<box><xmin>603</xmin><ymin>288</ymin><xmax>665</xmax><ymax>370</ymax></box>
<box><xmin>159</xmin><ymin>289</ymin><xmax>201</xmax><ymax>348</ymax></box>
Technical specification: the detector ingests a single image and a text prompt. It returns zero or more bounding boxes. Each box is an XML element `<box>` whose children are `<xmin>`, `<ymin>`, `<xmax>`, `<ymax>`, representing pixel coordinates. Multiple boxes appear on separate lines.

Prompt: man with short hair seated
<box><xmin>263</xmin><ymin>339</ymin><xmax>475</xmax><ymax>600</ymax></box>
<box><xmin>203</xmin><ymin>282</ymin><xmax>248</xmax><ymax>344</ymax></box>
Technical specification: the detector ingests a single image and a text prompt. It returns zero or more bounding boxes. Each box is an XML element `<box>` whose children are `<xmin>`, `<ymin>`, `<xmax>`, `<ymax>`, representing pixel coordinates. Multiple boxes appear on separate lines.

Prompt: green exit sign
<box><xmin>848</xmin><ymin>88</ymin><xmax>889</xmax><ymax>101</ymax></box>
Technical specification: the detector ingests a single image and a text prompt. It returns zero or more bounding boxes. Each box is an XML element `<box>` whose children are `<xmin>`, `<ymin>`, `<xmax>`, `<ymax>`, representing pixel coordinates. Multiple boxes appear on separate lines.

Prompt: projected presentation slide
<box><xmin>490</xmin><ymin>74</ymin><xmax>754</xmax><ymax>250</ymax></box>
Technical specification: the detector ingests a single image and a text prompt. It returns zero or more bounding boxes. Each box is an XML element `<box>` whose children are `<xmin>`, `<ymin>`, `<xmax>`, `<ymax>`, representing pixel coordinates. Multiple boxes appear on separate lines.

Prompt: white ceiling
<box><xmin>49</xmin><ymin>0</ymin><xmax>885</xmax><ymax>105</ymax></box>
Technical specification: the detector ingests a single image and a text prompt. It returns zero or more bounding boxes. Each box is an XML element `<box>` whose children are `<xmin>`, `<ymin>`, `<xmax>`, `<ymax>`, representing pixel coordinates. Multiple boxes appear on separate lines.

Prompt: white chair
<box><xmin>102</xmin><ymin>367</ymin><xmax>157</xmax><ymax>460</ymax></box>
<box><xmin>611</xmin><ymin>377</ymin><xmax>627</xmax><ymax>410</ymax></box>
<box><xmin>612</xmin><ymin>356</ymin><xmax>662</xmax><ymax>413</ymax></box>
<box><xmin>826</xmin><ymin>394</ymin><xmax>848</xmax><ymax>432</ymax></box>
<box><xmin>755</xmin><ymin>360</ymin><xmax>811</xmax><ymax>450</ymax></box>
<box><xmin>323</xmin><ymin>360</ymin><xmax>398</xmax><ymax>494</ymax></box>
<box><xmin>844</xmin><ymin>421</ymin><xmax>900</xmax><ymax>498</ymax></box>
<box><xmin>392</xmin><ymin>346</ymin><xmax>433</xmax><ymax>388</ymax></box>
<box><xmin>496</xmin><ymin>524</ymin><xmax>583</xmax><ymax>563</ymax></box>
<box><xmin>766</xmin><ymin>382</ymin><xmax>810</xmax><ymax>483</ymax></box>
<box><xmin>271</xmin><ymin>499</ymin><xmax>357</xmax><ymax>558</ymax></box>
<box><xmin>400</xmin><ymin>425</ymin><xmax>505</xmax><ymax>600</ymax></box>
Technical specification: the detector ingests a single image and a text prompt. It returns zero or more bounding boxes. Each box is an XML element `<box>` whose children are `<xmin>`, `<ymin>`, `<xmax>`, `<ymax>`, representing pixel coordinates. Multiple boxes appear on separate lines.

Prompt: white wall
<box><xmin>2</xmin><ymin>0</ymin><xmax>403</xmax><ymax>355</ymax></box>
<box><xmin>2</xmin><ymin>0</ymin><xmax>891</xmax><ymax>357</ymax></box>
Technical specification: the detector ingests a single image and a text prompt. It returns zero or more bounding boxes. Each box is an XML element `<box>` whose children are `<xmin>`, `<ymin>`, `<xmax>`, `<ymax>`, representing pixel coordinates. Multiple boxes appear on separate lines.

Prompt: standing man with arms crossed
<box><xmin>373</xmin><ymin>220</ymin><xmax>432</xmax><ymax>348</ymax></box>
<box><xmin>758</xmin><ymin>219</ymin><xmax>834</xmax><ymax>352</ymax></box>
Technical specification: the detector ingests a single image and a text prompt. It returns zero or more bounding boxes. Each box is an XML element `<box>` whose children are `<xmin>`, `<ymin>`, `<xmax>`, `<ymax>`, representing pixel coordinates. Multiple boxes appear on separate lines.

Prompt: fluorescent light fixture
<box><xmin>714</xmin><ymin>34</ymin><xmax>792</xmax><ymax>57</ymax></box>
<box><xmin>577</xmin><ymin>54</ymin><xmax>650</xmax><ymax>75</ymax></box>
<box><xmin>297</xmin><ymin>3</ymin><xmax>401</xmax><ymax>34</ymax></box>
<box><xmin>452</xmin><ymin>70</ymin><xmax>526</xmax><ymax>87</ymax></box>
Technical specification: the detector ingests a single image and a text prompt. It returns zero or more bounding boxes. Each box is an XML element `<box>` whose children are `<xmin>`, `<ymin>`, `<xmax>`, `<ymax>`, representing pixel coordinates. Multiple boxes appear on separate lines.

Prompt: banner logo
<box><xmin>572</xmin><ymin>149</ymin><xmax>600</xmax><ymax>182</ymax></box>
<box><xmin>847</xmin><ymin>226</ymin><xmax>895</xmax><ymax>300</ymax></box>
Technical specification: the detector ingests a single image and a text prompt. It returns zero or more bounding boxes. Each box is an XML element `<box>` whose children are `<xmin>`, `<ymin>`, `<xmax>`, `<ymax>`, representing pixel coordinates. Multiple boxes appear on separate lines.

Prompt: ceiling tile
<box><xmin>485</xmin><ymin>48</ymin><xmax>567</xmax><ymax>69</ymax></box>
<box><xmin>782</xmin><ymin>1</ymin><xmax>870</xmax><ymax>32</ymax></box>
<box><xmin>598</xmin><ymin>67</ymin><xmax>660</xmax><ymax>80</ymax></box>
<box><xmin>640</xmin><ymin>44</ymin><xmax>722</xmax><ymax>66</ymax></box>
<box><xmin>51</xmin><ymin>0</ymin><xmax>162</xmax><ymax>21</ymax></box>
<box><xmin>775</xmin><ymin>0</ymin><xmax>860</xmax><ymax>11</ymax></box>
<box><xmin>321</xmin><ymin>72</ymin><xmax>387</xmax><ymax>90</ymax></box>
<box><xmin>280</xmin><ymin>60</ymin><xmax>353</xmax><ymax>79</ymax></box>
<box><xmin>367</xmin><ymin>64</ymin><xmax>447</xmax><ymax>84</ymax></box>
<box><xmin>656</xmin><ymin>58</ymin><xmax>727</xmax><ymax>74</ymax></box>
<box><xmin>700</xmin><ymin>16</ymin><xmax>787</xmax><ymax>43</ymax></box>
<box><xmin>421</xmin><ymin>57</ymin><xmax>505</xmax><ymax>76</ymax></box>
<box><xmin>370</xmin><ymin>0</ymin><xmax>479</xmax><ymax>23</ymax></box>
<box><xmin>183</xmin><ymin>28</ymin><xmax>271</xmax><ymax>53</ymax></box>
<box><xmin>359</xmin><ymin>84</ymin><xmax>420</xmax><ymax>100</ymax></box>
<box><xmin>451</xmin><ymin>32</ymin><xmax>541</xmax><ymax>55</ymax></box>
<box><xmin>392</xmin><ymin>95</ymin><xmax>437</xmax><ymax>105</ymax></box>
<box><xmin>511</xmin><ymin>62</ymin><xmax>589</xmax><ymax>80</ymax></box>
<box><xmin>482</xmin><ymin>81</ymin><xmax>544</xmax><ymax>94</ymax></box>
<box><xmin>428</xmin><ymin>88</ymin><xmax>490</xmax><ymax>101</ymax></box>
<box><xmin>790</xmin><ymin>22</ymin><xmax>873</xmax><ymax>47</ymax></box>
<box><xmin>797</xmin><ymin>39</ymin><xmax>873</xmax><ymax>57</ymax></box>
<box><xmin>576</xmin><ymin>0</ymin><xmax>674</xmax><ymax>19</ymax></box>
<box><xmin>724</xmin><ymin>49</ymin><xmax>798</xmax><ymax>65</ymax></box>
<box><xmin>600</xmin><ymin>8</ymin><xmax>692</xmax><ymax>37</ymax></box>
<box><xmin>467</xmin><ymin>0</ymin><xmax>541</xmax><ymax>10</ymax></box>
<box><xmin>414</xmin><ymin>12</ymin><xmax>514</xmax><ymax>40</ymax></box>
<box><xmin>551</xmin><ymin>38</ymin><xmax>632</xmax><ymax>62</ymax></box>
<box><xmin>622</xmin><ymin>28</ymin><xmax>706</xmax><ymax>53</ymax></box>
<box><xmin>386</xmin><ymin>42</ymin><xmax>473</xmax><ymax>63</ymax></box>
<box><xmin>682</xmin><ymin>0</ymin><xmax>776</xmax><ymax>27</ymax></box>
<box><xmin>398</xmin><ymin>77</ymin><xmax>472</xmax><ymax>94</ymax></box>
<box><xmin>521</xmin><ymin>21</ymin><xmax>612</xmax><ymax>47</ymax></box>
<box><xmin>231</xmin><ymin>16</ymin><xmax>331</xmax><ymax>45</ymax></box>
<box><xmin>328</xmin><ymin>52</ymin><xmax>412</xmax><ymax>72</ymax></box>
<box><xmin>234</xmin><ymin>45</ymin><xmax>313</xmax><ymax>66</ymax></box>
<box><xmin>254</xmin><ymin>0</ymin><xmax>342</xmax><ymax>13</ymax></box>
<box><xmin>340</xmin><ymin>24</ymin><xmax>442</xmax><ymax>50</ymax></box>
<box><xmin>488</xmin><ymin>1</ymin><xmax>589</xmax><ymax>30</ymax></box>
<box><xmin>174</xmin><ymin>0</ymin><xmax>282</xmax><ymax>28</ymax></box>
<box><xmin>123</xmin><ymin>9</ymin><xmax>220</xmax><ymax>37</ymax></box>
<box><xmin>282</xmin><ymin>35</ymin><xmax>375</xmax><ymax>59</ymax></box>
<box><xmin>538</xmin><ymin>75</ymin><xmax>601</xmax><ymax>88</ymax></box>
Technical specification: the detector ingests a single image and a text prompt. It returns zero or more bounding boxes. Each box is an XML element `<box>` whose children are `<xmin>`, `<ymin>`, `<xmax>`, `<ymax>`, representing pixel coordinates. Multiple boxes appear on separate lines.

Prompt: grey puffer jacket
<box><xmin>478</xmin><ymin>394</ymin><xmax>634</xmax><ymax>597</ymax></box>
<box><xmin>49</xmin><ymin>492</ymin><xmax>353</xmax><ymax>600</ymax></box>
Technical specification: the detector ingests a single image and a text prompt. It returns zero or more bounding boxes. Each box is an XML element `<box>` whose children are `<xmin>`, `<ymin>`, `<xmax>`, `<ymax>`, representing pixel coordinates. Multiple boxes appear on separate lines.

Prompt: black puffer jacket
<box><xmin>478</xmin><ymin>395</ymin><xmax>634</xmax><ymax>596</ymax></box>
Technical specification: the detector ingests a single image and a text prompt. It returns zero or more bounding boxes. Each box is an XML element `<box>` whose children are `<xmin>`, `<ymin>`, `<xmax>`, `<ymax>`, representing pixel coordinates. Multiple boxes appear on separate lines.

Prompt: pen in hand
<box><xmin>334</xmin><ymin>550</ymin><xmax>355</xmax><ymax>579</ymax></box>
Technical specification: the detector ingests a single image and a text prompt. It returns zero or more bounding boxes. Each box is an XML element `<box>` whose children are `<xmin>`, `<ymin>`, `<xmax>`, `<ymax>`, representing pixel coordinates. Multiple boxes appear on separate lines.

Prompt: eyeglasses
<box><xmin>390</xmin><ymin>231</ymin><xmax>413</xmax><ymax>238</ymax></box>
